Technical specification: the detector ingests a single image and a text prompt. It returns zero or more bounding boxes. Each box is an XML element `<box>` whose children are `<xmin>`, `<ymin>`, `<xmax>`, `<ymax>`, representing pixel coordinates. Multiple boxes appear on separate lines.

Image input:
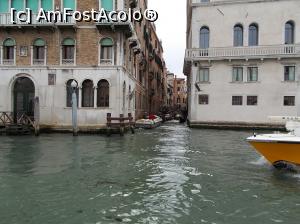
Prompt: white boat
<box><xmin>247</xmin><ymin>116</ymin><xmax>300</xmax><ymax>168</ymax></box>
<box><xmin>135</xmin><ymin>115</ymin><xmax>163</xmax><ymax>129</ymax></box>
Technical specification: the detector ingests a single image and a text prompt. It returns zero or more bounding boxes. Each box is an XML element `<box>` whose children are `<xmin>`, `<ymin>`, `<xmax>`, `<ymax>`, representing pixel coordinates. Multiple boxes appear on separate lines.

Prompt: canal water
<box><xmin>0</xmin><ymin>123</ymin><xmax>300</xmax><ymax>224</ymax></box>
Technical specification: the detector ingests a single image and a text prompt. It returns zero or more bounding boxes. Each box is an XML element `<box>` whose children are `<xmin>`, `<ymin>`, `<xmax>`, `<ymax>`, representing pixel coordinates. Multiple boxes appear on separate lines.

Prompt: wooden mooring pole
<box><xmin>34</xmin><ymin>97</ymin><xmax>40</xmax><ymax>136</ymax></box>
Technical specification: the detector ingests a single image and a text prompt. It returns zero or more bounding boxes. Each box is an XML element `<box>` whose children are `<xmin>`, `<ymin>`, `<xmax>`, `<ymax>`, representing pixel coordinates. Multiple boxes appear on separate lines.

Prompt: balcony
<box><xmin>0</xmin><ymin>13</ymin><xmax>76</xmax><ymax>28</ymax></box>
<box><xmin>185</xmin><ymin>44</ymin><xmax>300</xmax><ymax>61</ymax></box>
<box><xmin>100</xmin><ymin>59</ymin><xmax>113</xmax><ymax>65</ymax></box>
<box><xmin>95</xmin><ymin>14</ymin><xmax>134</xmax><ymax>37</ymax></box>
<box><xmin>2</xmin><ymin>59</ymin><xmax>15</xmax><ymax>65</ymax></box>
<box><xmin>62</xmin><ymin>59</ymin><xmax>75</xmax><ymax>65</ymax></box>
<box><xmin>32</xmin><ymin>59</ymin><xmax>45</xmax><ymax>66</ymax></box>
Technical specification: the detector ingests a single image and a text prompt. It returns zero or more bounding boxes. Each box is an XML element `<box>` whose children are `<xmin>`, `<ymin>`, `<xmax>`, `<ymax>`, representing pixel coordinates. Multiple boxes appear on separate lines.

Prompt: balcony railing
<box><xmin>100</xmin><ymin>59</ymin><xmax>113</xmax><ymax>65</ymax></box>
<box><xmin>185</xmin><ymin>44</ymin><xmax>300</xmax><ymax>60</ymax></box>
<box><xmin>2</xmin><ymin>59</ymin><xmax>15</xmax><ymax>65</ymax></box>
<box><xmin>0</xmin><ymin>13</ymin><xmax>75</xmax><ymax>26</ymax></box>
<box><xmin>62</xmin><ymin>59</ymin><xmax>75</xmax><ymax>65</ymax></box>
<box><xmin>33</xmin><ymin>59</ymin><xmax>45</xmax><ymax>65</ymax></box>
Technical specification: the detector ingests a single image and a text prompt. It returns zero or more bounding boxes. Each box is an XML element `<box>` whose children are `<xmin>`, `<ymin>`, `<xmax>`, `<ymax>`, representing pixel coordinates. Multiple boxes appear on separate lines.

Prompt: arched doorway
<box><xmin>13</xmin><ymin>77</ymin><xmax>35</xmax><ymax>120</ymax></box>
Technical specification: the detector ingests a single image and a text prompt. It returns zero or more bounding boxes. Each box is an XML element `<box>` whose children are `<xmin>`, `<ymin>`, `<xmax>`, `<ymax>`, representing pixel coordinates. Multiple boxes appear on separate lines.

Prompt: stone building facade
<box><xmin>0</xmin><ymin>0</ymin><xmax>167</xmax><ymax>130</ymax></box>
<box><xmin>184</xmin><ymin>0</ymin><xmax>300</xmax><ymax>128</ymax></box>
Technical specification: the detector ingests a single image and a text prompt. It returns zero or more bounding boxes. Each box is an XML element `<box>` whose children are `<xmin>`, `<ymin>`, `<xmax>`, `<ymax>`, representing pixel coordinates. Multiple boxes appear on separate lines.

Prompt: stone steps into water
<box><xmin>5</xmin><ymin>124</ymin><xmax>32</xmax><ymax>135</ymax></box>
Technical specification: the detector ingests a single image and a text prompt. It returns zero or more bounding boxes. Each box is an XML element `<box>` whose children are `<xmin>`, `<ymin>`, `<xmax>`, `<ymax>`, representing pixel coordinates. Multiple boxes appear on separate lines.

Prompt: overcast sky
<box><xmin>148</xmin><ymin>0</ymin><xmax>186</xmax><ymax>78</ymax></box>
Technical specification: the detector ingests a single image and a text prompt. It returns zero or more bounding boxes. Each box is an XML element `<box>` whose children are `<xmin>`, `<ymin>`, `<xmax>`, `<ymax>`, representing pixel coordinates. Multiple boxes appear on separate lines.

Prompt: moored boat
<box><xmin>247</xmin><ymin>116</ymin><xmax>300</xmax><ymax>168</ymax></box>
<box><xmin>135</xmin><ymin>115</ymin><xmax>163</xmax><ymax>129</ymax></box>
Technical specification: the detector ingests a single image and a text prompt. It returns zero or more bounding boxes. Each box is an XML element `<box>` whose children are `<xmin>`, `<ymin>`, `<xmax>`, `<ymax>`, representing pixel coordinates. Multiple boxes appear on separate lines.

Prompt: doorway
<box><xmin>13</xmin><ymin>77</ymin><xmax>35</xmax><ymax>121</ymax></box>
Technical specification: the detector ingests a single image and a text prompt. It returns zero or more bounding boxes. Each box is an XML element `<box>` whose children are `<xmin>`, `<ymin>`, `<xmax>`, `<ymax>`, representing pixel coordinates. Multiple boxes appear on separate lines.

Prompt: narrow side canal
<box><xmin>0</xmin><ymin>123</ymin><xmax>300</xmax><ymax>224</ymax></box>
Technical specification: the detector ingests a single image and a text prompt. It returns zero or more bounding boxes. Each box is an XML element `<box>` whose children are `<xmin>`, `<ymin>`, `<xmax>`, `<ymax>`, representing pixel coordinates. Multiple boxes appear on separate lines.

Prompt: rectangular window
<box><xmin>100</xmin><ymin>46</ymin><xmax>113</xmax><ymax>64</ymax></box>
<box><xmin>63</xmin><ymin>0</ymin><xmax>75</xmax><ymax>10</ymax></box>
<box><xmin>247</xmin><ymin>67</ymin><xmax>258</xmax><ymax>82</ymax></box>
<box><xmin>284</xmin><ymin>66</ymin><xmax>295</xmax><ymax>81</ymax></box>
<box><xmin>48</xmin><ymin>74</ymin><xmax>56</xmax><ymax>85</ymax></box>
<box><xmin>41</xmin><ymin>0</ymin><xmax>53</xmax><ymax>11</ymax></box>
<box><xmin>247</xmin><ymin>96</ymin><xmax>258</xmax><ymax>106</ymax></box>
<box><xmin>197</xmin><ymin>68</ymin><xmax>209</xmax><ymax>82</ymax></box>
<box><xmin>233</xmin><ymin>67</ymin><xmax>243</xmax><ymax>82</ymax></box>
<box><xmin>199</xmin><ymin>94</ymin><xmax>209</xmax><ymax>105</ymax></box>
<box><xmin>0</xmin><ymin>0</ymin><xmax>9</xmax><ymax>13</ymax></box>
<box><xmin>284</xmin><ymin>96</ymin><xmax>295</xmax><ymax>106</ymax></box>
<box><xmin>232</xmin><ymin>96</ymin><xmax>243</xmax><ymax>106</ymax></box>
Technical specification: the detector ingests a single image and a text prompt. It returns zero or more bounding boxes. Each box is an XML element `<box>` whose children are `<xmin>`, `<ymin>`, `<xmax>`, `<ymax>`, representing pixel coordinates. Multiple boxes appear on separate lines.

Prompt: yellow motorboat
<box><xmin>247</xmin><ymin>116</ymin><xmax>300</xmax><ymax>168</ymax></box>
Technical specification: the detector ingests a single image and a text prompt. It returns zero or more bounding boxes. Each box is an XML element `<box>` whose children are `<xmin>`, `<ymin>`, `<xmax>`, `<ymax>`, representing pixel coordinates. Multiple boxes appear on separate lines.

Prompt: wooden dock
<box><xmin>0</xmin><ymin>112</ymin><xmax>38</xmax><ymax>136</ymax></box>
<box><xmin>106</xmin><ymin>113</ymin><xmax>135</xmax><ymax>136</ymax></box>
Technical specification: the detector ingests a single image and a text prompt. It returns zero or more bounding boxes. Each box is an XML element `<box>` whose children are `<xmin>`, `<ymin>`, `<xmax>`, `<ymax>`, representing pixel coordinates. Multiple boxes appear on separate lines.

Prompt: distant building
<box><xmin>173</xmin><ymin>77</ymin><xmax>187</xmax><ymax>109</ymax></box>
<box><xmin>166</xmin><ymin>72</ymin><xmax>187</xmax><ymax>109</ymax></box>
<box><xmin>184</xmin><ymin>0</ymin><xmax>300</xmax><ymax>128</ymax></box>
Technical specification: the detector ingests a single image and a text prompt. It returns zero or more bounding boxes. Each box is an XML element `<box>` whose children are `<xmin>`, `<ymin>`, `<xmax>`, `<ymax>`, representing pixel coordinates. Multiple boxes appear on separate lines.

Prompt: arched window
<box><xmin>100</xmin><ymin>38</ymin><xmax>113</xmax><ymax>65</ymax></box>
<box><xmin>248</xmin><ymin>23</ymin><xmax>258</xmax><ymax>46</ymax></box>
<box><xmin>3</xmin><ymin>38</ymin><xmax>16</xmax><ymax>65</ymax></box>
<box><xmin>200</xmin><ymin>26</ymin><xmax>210</xmax><ymax>49</ymax></box>
<box><xmin>66</xmin><ymin>79</ymin><xmax>79</xmax><ymax>107</ymax></box>
<box><xmin>82</xmin><ymin>80</ymin><xmax>94</xmax><ymax>107</ymax></box>
<box><xmin>234</xmin><ymin>24</ymin><xmax>243</xmax><ymax>46</ymax></box>
<box><xmin>33</xmin><ymin>38</ymin><xmax>46</xmax><ymax>65</ymax></box>
<box><xmin>97</xmin><ymin>79</ymin><xmax>110</xmax><ymax>107</ymax></box>
<box><xmin>62</xmin><ymin>38</ymin><xmax>75</xmax><ymax>65</ymax></box>
<box><xmin>285</xmin><ymin>21</ymin><xmax>295</xmax><ymax>44</ymax></box>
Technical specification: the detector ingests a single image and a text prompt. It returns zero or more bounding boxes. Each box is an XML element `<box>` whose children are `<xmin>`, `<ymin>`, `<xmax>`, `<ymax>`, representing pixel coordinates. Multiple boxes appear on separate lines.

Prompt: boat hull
<box><xmin>249</xmin><ymin>141</ymin><xmax>300</xmax><ymax>166</ymax></box>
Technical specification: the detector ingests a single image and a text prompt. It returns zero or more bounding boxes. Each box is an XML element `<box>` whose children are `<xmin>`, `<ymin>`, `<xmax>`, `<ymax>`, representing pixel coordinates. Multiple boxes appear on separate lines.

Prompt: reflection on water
<box><xmin>0</xmin><ymin>123</ymin><xmax>300</xmax><ymax>224</ymax></box>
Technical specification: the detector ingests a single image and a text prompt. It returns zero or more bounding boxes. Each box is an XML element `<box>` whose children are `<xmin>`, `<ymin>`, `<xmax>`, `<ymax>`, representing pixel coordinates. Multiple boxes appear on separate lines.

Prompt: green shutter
<box><xmin>63</xmin><ymin>0</ymin><xmax>75</xmax><ymax>10</ymax></box>
<box><xmin>101</xmin><ymin>0</ymin><xmax>113</xmax><ymax>11</ymax></box>
<box><xmin>63</xmin><ymin>38</ymin><xmax>75</xmax><ymax>46</ymax></box>
<box><xmin>26</xmin><ymin>0</ymin><xmax>38</xmax><ymax>12</ymax></box>
<box><xmin>101</xmin><ymin>38</ymin><xmax>113</xmax><ymax>46</ymax></box>
<box><xmin>4</xmin><ymin>39</ymin><xmax>16</xmax><ymax>47</ymax></box>
<box><xmin>0</xmin><ymin>0</ymin><xmax>9</xmax><ymax>13</ymax></box>
<box><xmin>34</xmin><ymin>38</ymin><xmax>45</xmax><ymax>46</ymax></box>
<box><xmin>11</xmin><ymin>0</ymin><xmax>24</xmax><ymax>11</ymax></box>
<box><xmin>41</xmin><ymin>0</ymin><xmax>53</xmax><ymax>11</ymax></box>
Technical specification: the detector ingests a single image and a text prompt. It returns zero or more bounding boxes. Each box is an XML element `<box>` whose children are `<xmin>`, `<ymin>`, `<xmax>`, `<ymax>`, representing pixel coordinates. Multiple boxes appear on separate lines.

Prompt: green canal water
<box><xmin>0</xmin><ymin>123</ymin><xmax>300</xmax><ymax>224</ymax></box>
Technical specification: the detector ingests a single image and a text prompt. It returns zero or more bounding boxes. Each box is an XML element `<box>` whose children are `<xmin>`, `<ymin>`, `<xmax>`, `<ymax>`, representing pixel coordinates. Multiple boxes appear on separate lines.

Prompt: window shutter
<box><xmin>0</xmin><ymin>0</ymin><xmax>9</xmax><ymax>13</ymax></box>
<box><xmin>41</xmin><ymin>0</ymin><xmax>53</xmax><ymax>11</ymax></box>
<box><xmin>63</xmin><ymin>0</ymin><xmax>75</xmax><ymax>10</ymax></box>
<box><xmin>26</xmin><ymin>0</ymin><xmax>38</xmax><ymax>12</ymax></box>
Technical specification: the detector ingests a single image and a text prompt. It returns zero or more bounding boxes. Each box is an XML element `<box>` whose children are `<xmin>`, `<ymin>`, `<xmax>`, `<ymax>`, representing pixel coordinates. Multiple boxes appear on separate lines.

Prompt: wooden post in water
<box><xmin>72</xmin><ymin>88</ymin><xmax>78</xmax><ymax>136</ymax></box>
<box><xmin>128</xmin><ymin>113</ymin><xmax>135</xmax><ymax>134</ymax></box>
<box><xmin>34</xmin><ymin>97</ymin><xmax>40</xmax><ymax>136</ymax></box>
<box><xmin>106</xmin><ymin>113</ymin><xmax>112</xmax><ymax>137</ymax></box>
<box><xmin>120</xmin><ymin>114</ymin><xmax>124</xmax><ymax>136</ymax></box>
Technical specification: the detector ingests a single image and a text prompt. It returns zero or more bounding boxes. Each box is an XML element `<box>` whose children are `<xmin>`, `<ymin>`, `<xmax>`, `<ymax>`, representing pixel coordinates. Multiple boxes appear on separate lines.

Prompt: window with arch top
<box><xmin>200</xmin><ymin>26</ymin><xmax>210</xmax><ymax>49</ymax></box>
<box><xmin>248</xmin><ymin>23</ymin><xmax>258</xmax><ymax>46</ymax></box>
<box><xmin>285</xmin><ymin>21</ymin><xmax>295</xmax><ymax>44</ymax></box>
<box><xmin>62</xmin><ymin>38</ymin><xmax>75</xmax><ymax>65</ymax></box>
<box><xmin>3</xmin><ymin>38</ymin><xmax>15</xmax><ymax>65</ymax></box>
<box><xmin>234</xmin><ymin>24</ymin><xmax>243</xmax><ymax>47</ymax></box>
<box><xmin>82</xmin><ymin>80</ymin><xmax>94</xmax><ymax>108</ymax></box>
<box><xmin>97</xmin><ymin>79</ymin><xmax>110</xmax><ymax>107</ymax></box>
<box><xmin>33</xmin><ymin>38</ymin><xmax>46</xmax><ymax>65</ymax></box>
